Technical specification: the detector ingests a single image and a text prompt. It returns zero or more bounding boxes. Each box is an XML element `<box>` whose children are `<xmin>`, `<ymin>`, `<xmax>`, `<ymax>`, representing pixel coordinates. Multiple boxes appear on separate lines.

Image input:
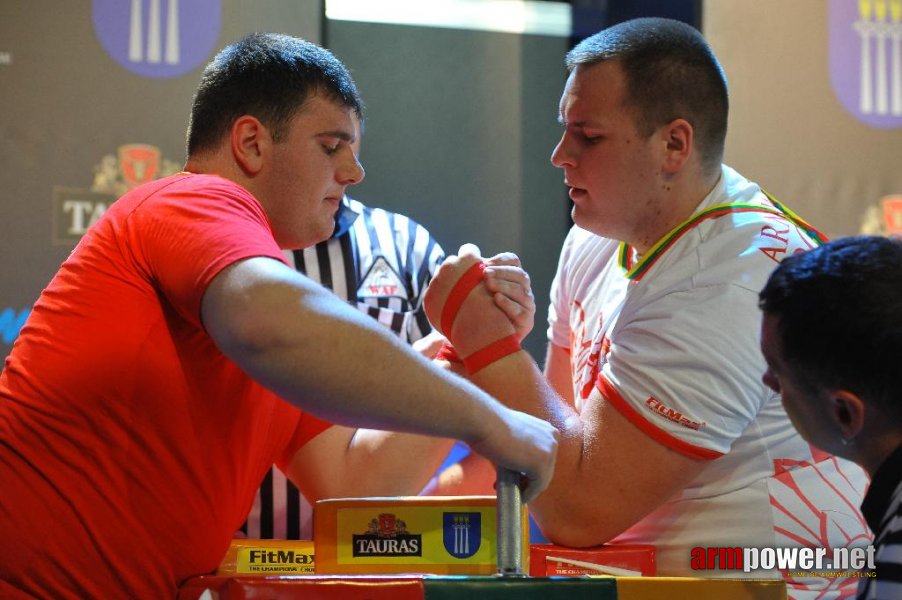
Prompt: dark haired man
<box><xmin>760</xmin><ymin>235</ymin><xmax>902</xmax><ymax>599</ymax></box>
<box><xmin>425</xmin><ymin>18</ymin><xmax>868</xmax><ymax>596</ymax></box>
<box><xmin>0</xmin><ymin>33</ymin><xmax>557</xmax><ymax>597</ymax></box>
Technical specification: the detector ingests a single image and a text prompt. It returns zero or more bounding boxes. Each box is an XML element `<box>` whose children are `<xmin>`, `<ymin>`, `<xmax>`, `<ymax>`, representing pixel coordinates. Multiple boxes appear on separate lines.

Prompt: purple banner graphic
<box><xmin>93</xmin><ymin>0</ymin><xmax>221</xmax><ymax>79</ymax></box>
<box><xmin>829</xmin><ymin>0</ymin><xmax>902</xmax><ymax>129</ymax></box>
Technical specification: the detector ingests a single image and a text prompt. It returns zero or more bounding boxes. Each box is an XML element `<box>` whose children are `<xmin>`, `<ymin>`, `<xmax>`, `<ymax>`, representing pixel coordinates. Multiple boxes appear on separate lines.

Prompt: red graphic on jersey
<box><xmin>368</xmin><ymin>285</ymin><xmax>398</xmax><ymax>295</ymax></box>
<box><xmin>769</xmin><ymin>457</ymin><xmax>871</xmax><ymax>598</ymax></box>
<box><xmin>756</xmin><ymin>214</ymin><xmax>817</xmax><ymax>264</ymax></box>
<box><xmin>570</xmin><ymin>301</ymin><xmax>611</xmax><ymax>400</ymax></box>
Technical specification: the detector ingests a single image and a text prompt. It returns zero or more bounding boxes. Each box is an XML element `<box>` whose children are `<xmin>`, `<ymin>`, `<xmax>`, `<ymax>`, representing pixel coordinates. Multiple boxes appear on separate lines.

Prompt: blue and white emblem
<box><xmin>829</xmin><ymin>0</ymin><xmax>902</xmax><ymax>128</ymax></box>
<box><xmin>92</xmin><ymin>0</ymin><xmax>221</xmax><ymax>79</ymax></box>
<box><xmin>443</xmin><ymin>512</ymin><xmax>481</xmax><ymax>559</ymax></box>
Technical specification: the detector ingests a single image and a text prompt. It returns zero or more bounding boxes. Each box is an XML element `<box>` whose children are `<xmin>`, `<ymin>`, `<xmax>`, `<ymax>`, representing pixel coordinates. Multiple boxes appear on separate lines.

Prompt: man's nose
<box><xmin>550</xmin><ymin>134</ymin><xmax>575</xmax><ymax>168</ymax></box>
<box><xmin>339</xmin><ymin>151</ymin><xmax>365</xmax><ymax>185</ymax></box>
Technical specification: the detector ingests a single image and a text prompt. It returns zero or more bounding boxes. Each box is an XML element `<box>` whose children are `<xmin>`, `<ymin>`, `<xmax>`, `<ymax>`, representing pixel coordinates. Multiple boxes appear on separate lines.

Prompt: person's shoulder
<box><xmin>134</xmin><ymin>172</ymin><xmax>254</xmax><ymax>204</ymax></box>
<box><xmin>698</xmin><ymin>166</ymin><xmax>820</xmax><ymax>262</ymax></box>
<box><xmin>171</xmin><ymin>172</ymin><xmax>256</xmax><ymax>199</ymax></box>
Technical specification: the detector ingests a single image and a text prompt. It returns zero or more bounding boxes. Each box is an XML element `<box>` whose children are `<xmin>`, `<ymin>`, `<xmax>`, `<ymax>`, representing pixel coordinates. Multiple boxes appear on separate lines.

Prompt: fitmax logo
<box><xmin>1</xmin><ymin>307</ymin><xmax>30</xmax><ymax>344</ymax></box>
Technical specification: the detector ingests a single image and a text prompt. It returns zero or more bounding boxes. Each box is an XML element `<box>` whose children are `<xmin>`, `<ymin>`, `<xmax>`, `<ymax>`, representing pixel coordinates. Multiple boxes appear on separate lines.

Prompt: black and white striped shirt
<box><xmin>858</xmin><ymin>443</ymin><xmax>902</xmax><ymax>599</ymax></box>
<box><xmin>240</xmin><ymin>197</ymin><xmax>445</xmax><ymax>540</ymax></box>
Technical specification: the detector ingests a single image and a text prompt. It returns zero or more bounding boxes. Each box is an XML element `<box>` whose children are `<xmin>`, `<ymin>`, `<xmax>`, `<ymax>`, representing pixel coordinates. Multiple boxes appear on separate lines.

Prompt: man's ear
<box><xmin>831</xmin><ymin>389</ymin><xmax>866</xmax><ymax>441</ymax></box>
<box><xmin>660</xmin><ymin>118</ymin><xmax>693</xmax><ymax>174</ymax></box>
<box><xmin>231</xmin><ymin>116</ymin><xmax>270</xmax><ymax>176</ymax></box>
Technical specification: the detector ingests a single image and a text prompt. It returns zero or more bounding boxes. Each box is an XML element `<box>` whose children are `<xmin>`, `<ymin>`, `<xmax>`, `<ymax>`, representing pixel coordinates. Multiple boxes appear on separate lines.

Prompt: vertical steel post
<box><xmin>496</xmin><ymin>467</ymin><xmax>524</xmax><ymax>576</ymax></box>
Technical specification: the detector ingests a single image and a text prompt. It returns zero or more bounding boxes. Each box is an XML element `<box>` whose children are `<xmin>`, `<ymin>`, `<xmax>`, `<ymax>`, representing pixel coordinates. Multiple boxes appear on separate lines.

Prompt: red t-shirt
<box><xmin>0</xmin><ymin>173</ymin><xmax>331</xmax><ymax>597</ymax></box>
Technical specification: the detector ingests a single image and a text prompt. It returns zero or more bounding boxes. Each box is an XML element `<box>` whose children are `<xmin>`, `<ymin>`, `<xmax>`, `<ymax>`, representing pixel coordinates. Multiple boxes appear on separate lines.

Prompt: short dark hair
<box><xmin>566</xmin><ymin>18</ymin><xmax>728</xmax><ymax>175</ymax></box>
<box><xmin>187</xmin><ymin>33</ymin><xmax>363</xmax><ymax>156</ymax></box>
<box><xmin>759</xmin><ymin>235</ymin><xmax>902</xmax><ymax>420</ymax></box>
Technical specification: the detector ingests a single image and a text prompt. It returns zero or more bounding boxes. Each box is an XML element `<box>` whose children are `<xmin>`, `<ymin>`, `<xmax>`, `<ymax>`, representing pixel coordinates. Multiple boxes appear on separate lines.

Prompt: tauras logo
<box><xmin>53</xmin><ymin>190</ymin><xmax>113</xmax><ymax>243</ymax></box>
<box><xmin>353</xmin><ymin>535</ymin><xmax>421</xmax><ymax>556</ymax></box>
<box><xmin>52</xmin><ymin>143</ymin><xmax>180</xmax><ymax>245</ymax></box>
<box><xmin>352</xmin><ymin>513</ymin><xmax>422</xmax><ymax>557</ymax></box>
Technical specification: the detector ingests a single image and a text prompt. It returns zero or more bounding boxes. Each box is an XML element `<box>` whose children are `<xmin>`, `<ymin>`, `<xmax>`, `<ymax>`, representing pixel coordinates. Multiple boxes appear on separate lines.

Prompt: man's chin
<box><xmin>572</xmin><ymin>210</ymin><xmax>614</xmax><ymax>239</ymax></box>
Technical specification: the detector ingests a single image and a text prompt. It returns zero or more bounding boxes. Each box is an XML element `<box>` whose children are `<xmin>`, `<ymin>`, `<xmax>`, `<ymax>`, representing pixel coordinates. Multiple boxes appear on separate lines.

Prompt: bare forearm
<box><xmin>287</xmin><ymin>426</ymin><xmax>455</xmax><ymax>500</ymax></box>
<box><xmin>203</xmin><ymin>258</ymin><xmax>509</xmax><ymax>443</ymax></box>
<box><xmin>204</xmin><ymin>258</ymin><xmax>559</xmax><ymax>504</ymax></box>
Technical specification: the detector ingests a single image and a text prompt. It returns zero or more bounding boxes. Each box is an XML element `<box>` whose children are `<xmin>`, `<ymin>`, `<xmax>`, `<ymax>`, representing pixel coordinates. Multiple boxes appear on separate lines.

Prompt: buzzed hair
<box><xmin>566</xmin><ymin>18</ymin><xmax>728</xmax><ymax>175</ymax></box>
<box><xmin>187</xmin><ymin>33</ymin><xmax>364</xmax><ymax>157</ymax></box>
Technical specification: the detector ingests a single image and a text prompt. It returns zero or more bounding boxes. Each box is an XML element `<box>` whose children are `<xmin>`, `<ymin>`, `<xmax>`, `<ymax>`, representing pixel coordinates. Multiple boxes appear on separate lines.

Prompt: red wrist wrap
<box><xmin>462</xmin><ymin>334</ymin><xmax>521</xmax><ymax>375</ymax></box>
<box><xmin>440</xmin><ymin>261</ymin><xmax>486</xmax><ymax>338</ymax></box>
<box><xmin>435</xmin><ymin>342</ymin><xmax>462</xmax><ymax>364</ymax></box>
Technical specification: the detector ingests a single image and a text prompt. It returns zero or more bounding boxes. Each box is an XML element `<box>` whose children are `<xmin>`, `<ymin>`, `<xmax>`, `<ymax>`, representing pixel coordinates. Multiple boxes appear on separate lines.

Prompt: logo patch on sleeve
<box><xmin>645</xmin><ymin>396</ymin><xmax>706</xmax><ymax>431</ymax></box>
<box><xmin>357</xmin><ymin>256</ymin><xmax>406</xmax><ymax>299</ymax></box>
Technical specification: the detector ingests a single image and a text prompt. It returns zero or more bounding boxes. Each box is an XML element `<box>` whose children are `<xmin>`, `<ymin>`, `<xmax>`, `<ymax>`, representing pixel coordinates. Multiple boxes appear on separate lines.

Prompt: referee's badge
<box><xmin>358</xmin><ymin>256</ymin><xmax>407</xmax><ymax>299</ymax></box>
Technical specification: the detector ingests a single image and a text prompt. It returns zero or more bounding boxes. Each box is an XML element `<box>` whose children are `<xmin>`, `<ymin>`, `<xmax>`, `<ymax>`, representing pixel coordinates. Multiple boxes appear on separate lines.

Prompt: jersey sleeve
<box><xmin>275</xmin><ymin>409</ymin><xmax>335</xmax><ymax>471</ymax></box>
<box><xmin>126</xmin><ymin>175</ymin><xmax>287</xmax><ymax>327</ymax></box>
<box><xmin>597</xmin><ymin>282</ymin><xmax>769</xmax><ymax>459</ymax></box>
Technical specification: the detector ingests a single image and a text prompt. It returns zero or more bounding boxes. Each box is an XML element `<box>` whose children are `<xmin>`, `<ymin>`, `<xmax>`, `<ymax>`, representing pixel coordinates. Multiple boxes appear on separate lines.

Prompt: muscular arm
<box><xmin>424</xmin><ymin>252</ymin><xmax>705</xmax><ymax>546</ymax></box>
<box><xmin>284</xmin><ymin>425</ymin><xmax>455</xmax><ymax>501</ymax></box>
<box><xmin>475</xmin><ymin>345</ymin><xmax>706</xmax><ymax>546</ymax></box>
<box><xmin>201</xmin><ymin>256</ymin><xmax>557</xmax><ymax>501</ymax></box>
<box><xmin>532</xmin><ymin>344</ymin><xmax>705</xmax><ymax>546</ymax></box>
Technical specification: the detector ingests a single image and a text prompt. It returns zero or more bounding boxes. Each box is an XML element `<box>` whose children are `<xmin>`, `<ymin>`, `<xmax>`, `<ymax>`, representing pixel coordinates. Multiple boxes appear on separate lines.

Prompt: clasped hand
<box><xmin>424</xmin><ymin>244</ymin><xmax>535</xmax><ymax>357</ymax></box>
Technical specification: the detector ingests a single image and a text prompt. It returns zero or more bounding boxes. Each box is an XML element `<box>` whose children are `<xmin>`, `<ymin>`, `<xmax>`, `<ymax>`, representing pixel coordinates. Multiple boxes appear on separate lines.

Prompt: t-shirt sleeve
<box><xmin>126</xmin><ymin>175</ymin><xmax>287</xmax><ymax>326</ymax></box>
<box><xmin>597</xmin><ymin>282</ymin><xmax>769</xmax><ymax>460</ymax></box>
<box><xmin>275</xmin><ymin>408</ymin><xmax>335</xmax><ymax>471</ymax></box>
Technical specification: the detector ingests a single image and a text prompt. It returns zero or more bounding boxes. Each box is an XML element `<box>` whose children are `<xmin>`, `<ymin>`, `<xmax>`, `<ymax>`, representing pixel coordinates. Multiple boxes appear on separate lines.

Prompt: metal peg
<box><xmin>496</xmin><ymin>467</ymin><xmax>525</xmax><ymax>577</ymax></box>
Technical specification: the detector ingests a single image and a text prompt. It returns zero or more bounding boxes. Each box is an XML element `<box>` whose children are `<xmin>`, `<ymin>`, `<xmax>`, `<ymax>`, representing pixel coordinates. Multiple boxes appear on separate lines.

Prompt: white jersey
<box><xmin>548</xmin><ymin>166</ymin><xmax>871</xmax><ymax>598</ymax></box>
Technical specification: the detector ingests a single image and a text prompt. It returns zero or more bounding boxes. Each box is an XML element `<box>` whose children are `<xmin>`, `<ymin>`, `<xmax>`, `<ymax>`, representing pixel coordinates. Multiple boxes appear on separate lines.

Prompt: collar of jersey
<box><xmin>617</xmin><ymin>192</ymin><xmax>827</xmax><ymax>282</ymax></box>
<box><xmin>332</xmin><ymin>196</ymin><xmax>362</xmax><ymax>238</ymax></box>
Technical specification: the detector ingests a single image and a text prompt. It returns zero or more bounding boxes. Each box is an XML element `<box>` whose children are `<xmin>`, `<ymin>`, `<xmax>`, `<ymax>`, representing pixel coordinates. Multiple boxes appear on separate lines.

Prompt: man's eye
<box><xmin>323</xmin><ymin>144</ymin><xmax>339</xmax><ymax>155</ymax></box>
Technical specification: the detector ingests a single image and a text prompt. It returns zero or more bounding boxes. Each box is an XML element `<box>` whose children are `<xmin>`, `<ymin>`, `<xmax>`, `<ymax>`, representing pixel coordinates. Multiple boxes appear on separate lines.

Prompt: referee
<box><xmin>240</xmin><ymin>194</ymin><xmax>445</xmax><ymax>540</ymax></box>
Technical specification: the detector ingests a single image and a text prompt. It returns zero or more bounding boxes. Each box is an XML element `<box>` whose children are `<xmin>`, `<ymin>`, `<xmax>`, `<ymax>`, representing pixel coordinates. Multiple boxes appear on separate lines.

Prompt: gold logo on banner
<box><xmin>860</xmin><ymin>195</ymin><xmax>902</xmax><ymax>235</ymax></box>
<box><xmin>52</xmin><ymin>144</ymin><xmax>180</xmax><ymax>245</ymax></box>
<box><xmin>93</xmin><ymin>144</ymin><xmax>181</xmax><ymax>197</ymax></box>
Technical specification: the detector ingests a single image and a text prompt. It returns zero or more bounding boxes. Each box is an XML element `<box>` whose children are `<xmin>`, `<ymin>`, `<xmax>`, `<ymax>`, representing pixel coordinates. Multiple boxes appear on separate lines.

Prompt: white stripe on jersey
<box><xmin>327</xmin><ymin>237</ymin><xmax>349</xmax><ymax>301</ymax></box>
